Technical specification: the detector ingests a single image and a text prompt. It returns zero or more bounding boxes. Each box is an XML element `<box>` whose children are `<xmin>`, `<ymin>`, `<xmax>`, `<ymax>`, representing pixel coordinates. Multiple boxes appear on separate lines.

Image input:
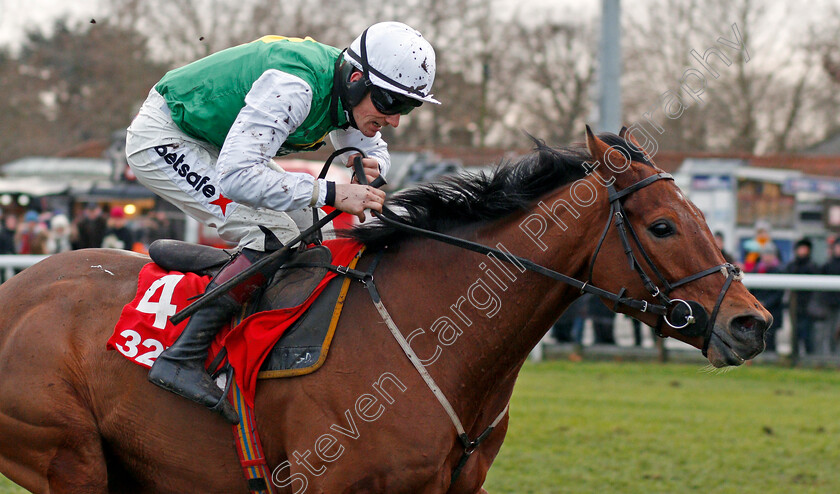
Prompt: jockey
<box><xmin>125</xmin><ymin>21</ymin><xmax>439</xmax><ymax>422</ymax></box>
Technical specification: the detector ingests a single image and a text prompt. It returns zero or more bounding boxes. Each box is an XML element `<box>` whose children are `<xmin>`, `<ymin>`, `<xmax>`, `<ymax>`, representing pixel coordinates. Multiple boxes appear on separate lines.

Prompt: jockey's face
<box><xmin>348</xmin><ymin>71</ymin><xmax>401</xmax><ymax>137</ymax></box>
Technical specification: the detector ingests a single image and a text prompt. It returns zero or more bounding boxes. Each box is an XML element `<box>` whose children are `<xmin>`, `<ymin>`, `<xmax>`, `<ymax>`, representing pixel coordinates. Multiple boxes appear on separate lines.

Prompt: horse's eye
<box><xmin>649</xmin><ymin>221</ymin><xmax>674</xmax><ymax>238</ymax></box>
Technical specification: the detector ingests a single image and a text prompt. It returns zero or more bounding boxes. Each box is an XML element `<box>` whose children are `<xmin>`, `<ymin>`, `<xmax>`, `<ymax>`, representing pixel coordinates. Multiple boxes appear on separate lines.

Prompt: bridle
<box><xmin>345</xmin><ymin>163</ymin><xmax>745</xmax><ymax>484</ymax></box>
<box><xmin>363</xmin><ymin>166</ymin><xmax>742</xmax><ymax>356</ymax></box>
<box><xmin>587</xmin><ymin>172</ymin><xmax>743</xmax><ymax>355</ymax></box>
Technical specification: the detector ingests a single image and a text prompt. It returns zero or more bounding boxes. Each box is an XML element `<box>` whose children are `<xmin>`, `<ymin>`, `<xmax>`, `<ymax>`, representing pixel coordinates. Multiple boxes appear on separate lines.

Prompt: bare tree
<box><xmin>501</xmin><ymin>18</ymin><xmax>597</xmax><ymax>148</ymax></box>
<box><xmin>109</xmin><ymin>0</ymin><xmax>257</xmax><ymax>63</ymax></box>
<box><xmin>106</xmin><ymin>0</ymin><xmax>357</xmax><ymax>65</ymax></box>
<box><xmin>9</xmin><ymin>0</ymin><xmax>832</xmax><ymax>159</ymax></box>
<box><xmin>800</xmin><ymin>2</ymin><xmax>840</xmax><ymax>150</ymax></box>
<box><xmin>0</xmin><ymin>19</ymin><xmax>169</xmax><ymax>162</ymax></box>
<box><xmin>624</xmin><ymin>0</ymin><xmax>816</xmax><ymax>154</ymax></box>
<box><xmin>0</xmin><ymin>47</ymin><xmax>54</xmax><ymax>161</ymax></box>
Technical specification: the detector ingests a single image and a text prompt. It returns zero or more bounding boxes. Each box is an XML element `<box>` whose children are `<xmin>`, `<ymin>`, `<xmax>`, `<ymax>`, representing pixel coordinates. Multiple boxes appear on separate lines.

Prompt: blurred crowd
<box><xmin>0</xmin><ymin>203</ymin><xmax>179</xmax><ymax>256</ymax></box>
<box><xmin>548</xmin><ymin>222</ymin><xmax>840</xmax><ymax>358</ymax></box>
<box><xmin>737</xmin><ymin>221</ymin><xmax>840</xmax><ymax>358</ymax></box>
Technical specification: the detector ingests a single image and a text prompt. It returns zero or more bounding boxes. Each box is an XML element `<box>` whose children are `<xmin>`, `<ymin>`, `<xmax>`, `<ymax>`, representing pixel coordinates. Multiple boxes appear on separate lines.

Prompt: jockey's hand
<box><xmin>347</xmin><ymin>155</ymin><xmax>381</xmax><ymax>185</ymax></box>
<box><xmin>333</xmin><ymin>183</ymin><xmax>386</xmax><ymax>222</ymax></box>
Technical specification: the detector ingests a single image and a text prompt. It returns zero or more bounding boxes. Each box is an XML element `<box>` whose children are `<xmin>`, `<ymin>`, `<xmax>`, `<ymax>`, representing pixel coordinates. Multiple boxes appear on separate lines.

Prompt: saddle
<box><xmin>149</xmin><ymin>239</ymin><xmax>331</xmax><ymax>311</ymax></box>
<box><xmin>149</xmin><ymin>239</ymin><xmax>233</xmax><ymax>276</ymax></box>
<box><xmin>148</xmin><ymin>239</ymin><xmax>355</xmax><ymax>376</ymax></box>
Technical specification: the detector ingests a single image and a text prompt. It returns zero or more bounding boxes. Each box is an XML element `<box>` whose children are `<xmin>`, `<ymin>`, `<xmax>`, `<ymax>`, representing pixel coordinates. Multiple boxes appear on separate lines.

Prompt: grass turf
<box><xmin>2</xmin><ymin>360</ymin><xmax>839</xmax><ymax>493</ymax></box>
<box><xmin>483</xmin><ymin>360</ymin><xmax>840</xmax><ymax>493</ymax></box>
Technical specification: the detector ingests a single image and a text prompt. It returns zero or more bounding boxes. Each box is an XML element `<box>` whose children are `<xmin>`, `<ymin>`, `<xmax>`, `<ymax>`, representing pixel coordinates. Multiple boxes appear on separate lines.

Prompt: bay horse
<box><xmin>0</xmin><ymin>128</ymin><xmax>770</xmax><ymax>493</ymax></box>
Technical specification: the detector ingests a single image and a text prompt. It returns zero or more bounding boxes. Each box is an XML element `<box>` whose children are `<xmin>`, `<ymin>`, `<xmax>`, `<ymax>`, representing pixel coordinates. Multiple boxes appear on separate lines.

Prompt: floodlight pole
<box><xmin>598</xmin><ymin>0</ymin><xmax>622</xmax><ymax>133</ymax></box>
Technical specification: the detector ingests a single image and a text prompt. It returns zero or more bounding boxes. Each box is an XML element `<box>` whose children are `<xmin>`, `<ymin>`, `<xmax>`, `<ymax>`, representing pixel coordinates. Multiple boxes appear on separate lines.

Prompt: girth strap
<box><xmin>450</xmin><ymin>410</ymin><xmax>508</xmax><ymax>483</ymax></box>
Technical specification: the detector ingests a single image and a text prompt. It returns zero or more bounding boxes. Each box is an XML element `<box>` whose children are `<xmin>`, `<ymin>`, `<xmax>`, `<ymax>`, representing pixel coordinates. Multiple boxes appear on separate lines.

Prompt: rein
<box><xmin>366</xmin><ymin>168</ymin><xmax>740</xmax><ymax>352</ymax></box>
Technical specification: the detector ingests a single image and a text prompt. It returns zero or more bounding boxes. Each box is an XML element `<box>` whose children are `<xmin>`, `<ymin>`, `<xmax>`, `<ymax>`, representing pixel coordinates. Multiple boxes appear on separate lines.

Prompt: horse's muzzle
<box><xmin>706</xmin><ymin>313</ymin><xmax>770</xmax><ymax>367</ymax></box>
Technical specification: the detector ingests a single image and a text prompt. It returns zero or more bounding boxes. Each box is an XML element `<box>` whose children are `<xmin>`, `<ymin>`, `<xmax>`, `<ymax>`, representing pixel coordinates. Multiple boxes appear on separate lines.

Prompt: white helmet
<box><xmin>344</xmin><ymin>21</ymin><xmax>440</xmax><ymax>105</ymax></box>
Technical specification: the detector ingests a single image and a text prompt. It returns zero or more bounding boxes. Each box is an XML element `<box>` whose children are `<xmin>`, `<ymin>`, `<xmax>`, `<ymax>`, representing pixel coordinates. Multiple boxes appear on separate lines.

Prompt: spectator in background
<box><xmin>137</xmin><ymin>210</ymin><xmax>179</xmax><ymax>249</ymax></box>
<box><xmin>0</xmin><ymin>212</ymin><xmax>16</xmax><ymax>283</ymax></box>
<box><xmin>72</xmin><ymin>202</ymin><xmax>108</xmax><ymax>250</ymax></box>
<box><xmin>589</xmin><ymin>295</ymin><xmax>616</xmax><ymax>345</ymax></box>
<box><xmin>101</xmin><ymin>206</ymin><xmax>135</xmax><ymax>250</ymax></box>
<box><xmin>568</xmin><ymin>294</ymin><xmax>593</xmax><ymax>362</ymax></box>
<box><xmin>549</xmin><ymin>307</ymin><xmax>575</xmax><ymax>343</ymax></box>
<box><xmin>816</xmin><ymin>239</ymin><xmax>840</xmax><ymax>355</ymax></box>
<box><xmin>15</xmin><ymin>210</ymin><xmax>49</xmax><ymax>255</ymax></box>
<box><xmin>551</xmin><ymin>295</ymin><xmax>589</xmax><ymax>344</ymax></box>
<box><xmin>46</xmin><ymin>214</ymin><xmax>73</xmax><ymax>254</ymax></box>
<box><xmin>714</xmin><ymin>231</ymin><xmax>737</xmax><ymax>265</ymax></box>
<box><xmin>749</xmin><ymin>244</ymin><xmax>785</xmax><ymax>353</ymax></box>
<box><xmin>786</xmin><ymin>237</ymin><xmax>820</xmax><ymax>355</ymax></box>
<box><xmin>0</xmin><ymin>213</ymin><xmax>16</xmax><ymax>255</ymax></box>
<box><xmin>631</xmin><ymin>318</ymin><xmax>657</xmax><ymax>347</ymax></box>
<box><xmin>743</xmin><ymin>220</ymin><xmax>774</xmax><ymax>272</ymax></box>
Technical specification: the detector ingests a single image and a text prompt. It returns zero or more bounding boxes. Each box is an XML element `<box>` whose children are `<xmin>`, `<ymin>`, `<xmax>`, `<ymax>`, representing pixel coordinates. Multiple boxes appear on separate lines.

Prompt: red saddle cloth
<box><xmin>107</xmin><ymin>238</ymin><xmax>363</xmax><ymax>407</ymax></box>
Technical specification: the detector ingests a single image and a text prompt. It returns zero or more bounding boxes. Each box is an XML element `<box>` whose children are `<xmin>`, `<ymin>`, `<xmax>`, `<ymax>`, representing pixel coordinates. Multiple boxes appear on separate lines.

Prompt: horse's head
<box><xmin>582</xmin><ymin>125</ymin><xmax>770</xmax><ymax>367</ymax></box>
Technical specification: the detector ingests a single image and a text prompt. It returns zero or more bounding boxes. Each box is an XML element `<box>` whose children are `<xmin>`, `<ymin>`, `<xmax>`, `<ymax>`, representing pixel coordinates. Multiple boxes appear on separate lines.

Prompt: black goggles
<box><xmin>369</xmin><ymin>85</ymin><xmax>422</xmax><ymax>115</ymax></box>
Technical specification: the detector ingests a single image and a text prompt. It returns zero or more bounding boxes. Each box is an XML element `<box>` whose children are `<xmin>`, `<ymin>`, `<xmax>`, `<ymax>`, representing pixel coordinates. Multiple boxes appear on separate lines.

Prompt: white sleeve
<box><xmin>328</xmin><ymin>127</ymin><xmax>391</xmax><ymax>178</ymax></box>
<box><xmin>216</xmin><ymin>69</ymin><xmax>329</xmax><ymax>211</ymax></box>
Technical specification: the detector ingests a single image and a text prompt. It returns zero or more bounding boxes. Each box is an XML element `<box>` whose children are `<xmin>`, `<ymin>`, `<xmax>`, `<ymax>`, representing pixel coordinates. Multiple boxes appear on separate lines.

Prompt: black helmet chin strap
<box><xmin>331</xmin><ymin>51</ymin><xmax>355</xmax><ymax>130</ymax></box>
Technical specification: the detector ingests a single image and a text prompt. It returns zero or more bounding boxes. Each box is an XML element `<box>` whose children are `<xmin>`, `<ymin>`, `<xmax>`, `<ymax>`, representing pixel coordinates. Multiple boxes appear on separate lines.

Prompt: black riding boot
<box><xmin>148</xmin><ymin>248</ymin><xmax>273</xmax><ymax>424</ymax></box>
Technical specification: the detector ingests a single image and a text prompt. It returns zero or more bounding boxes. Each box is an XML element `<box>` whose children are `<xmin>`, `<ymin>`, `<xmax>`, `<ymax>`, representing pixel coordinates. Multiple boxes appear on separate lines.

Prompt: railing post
<box><xmin>0</xmin><ymin>255</ymin><xmax>50</xmax><ymax>284</ymax></box>
<box><xmin>656</xmin><ymin>335</ymin><xmax>668</xmax><ymax>363</ymax></box>
<box><xmin>789</xmin><ymin>291</ymin><xmax>799</xmax><ymax>367</ymax></box>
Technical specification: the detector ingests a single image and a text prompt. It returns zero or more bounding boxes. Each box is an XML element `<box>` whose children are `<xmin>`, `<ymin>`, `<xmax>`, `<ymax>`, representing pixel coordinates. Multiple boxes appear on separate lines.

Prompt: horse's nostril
<box><xmin>732</xmin><ymin>314</ymin><xmax>768</xmax><ymax>335</ymax></box>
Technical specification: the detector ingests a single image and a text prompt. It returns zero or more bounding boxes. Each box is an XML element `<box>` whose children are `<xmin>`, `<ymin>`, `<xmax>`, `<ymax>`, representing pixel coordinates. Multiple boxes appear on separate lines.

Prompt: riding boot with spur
<box><xmin>148</xmin><ymin>248</ymin><xmax>274</xmax><ymax>424</ymax></box>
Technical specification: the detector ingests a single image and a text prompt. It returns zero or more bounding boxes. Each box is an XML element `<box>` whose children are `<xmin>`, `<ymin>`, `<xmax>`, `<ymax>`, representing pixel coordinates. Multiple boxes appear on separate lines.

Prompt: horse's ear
<box><xmin>619</xmin><ymin>125</ymin><xmax>645</xmax><ymax>155</ymax></box>
<box><xmin>586</xmin><ymin>124</ymin><xmax>634</xmax><ymax>170</ymax></box>
<box><xmin>622</xmin><ymin>128</ymin><xmax>655</xmax><ymax>163</ymax></box>
<box><xmin>584</xmin><ymin>124</ymin><xmax>600</xmax><ymax>158</ymax></box>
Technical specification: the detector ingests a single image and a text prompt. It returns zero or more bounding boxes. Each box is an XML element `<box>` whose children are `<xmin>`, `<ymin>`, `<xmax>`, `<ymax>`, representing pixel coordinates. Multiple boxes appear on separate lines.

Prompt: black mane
<box><xmin>343</xmin><ymin>132</ymin><xmax>650</xmax><ymax>248</ymax></box>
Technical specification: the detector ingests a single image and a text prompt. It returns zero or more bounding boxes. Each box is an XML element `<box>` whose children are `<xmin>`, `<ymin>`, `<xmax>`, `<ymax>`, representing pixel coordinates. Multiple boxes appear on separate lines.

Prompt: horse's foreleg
<box><xmin>0</xmin><ymin>411</ymin><xmax>108</xmax><ymax>494</ymax></box>
<box><xmin>0</xmin><ymin>370</ymin><xmax>108</xmax><ymax>493</ymax></box>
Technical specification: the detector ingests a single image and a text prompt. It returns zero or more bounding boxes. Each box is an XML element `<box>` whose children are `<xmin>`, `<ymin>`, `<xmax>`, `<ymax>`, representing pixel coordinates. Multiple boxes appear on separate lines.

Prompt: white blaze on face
<box><xmin>676</xmin><ymin>190</ymin><xmax>706</xmax><ymax>220</ymax></box>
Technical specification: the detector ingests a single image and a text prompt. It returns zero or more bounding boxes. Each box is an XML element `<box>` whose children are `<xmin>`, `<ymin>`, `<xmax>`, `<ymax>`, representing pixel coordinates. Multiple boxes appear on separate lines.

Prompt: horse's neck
<box><xmin>378</xmin><ymin>190</ymin><xmax>602</xmax><ymax>415</ymax></box>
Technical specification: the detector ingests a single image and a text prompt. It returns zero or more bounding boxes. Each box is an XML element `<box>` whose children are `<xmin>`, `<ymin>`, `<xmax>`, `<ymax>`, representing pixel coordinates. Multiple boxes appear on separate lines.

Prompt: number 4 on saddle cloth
<box><xmin>107</xmin><ymin>238</ymin><xmax>365</xmax><ymax>408</ymax></box>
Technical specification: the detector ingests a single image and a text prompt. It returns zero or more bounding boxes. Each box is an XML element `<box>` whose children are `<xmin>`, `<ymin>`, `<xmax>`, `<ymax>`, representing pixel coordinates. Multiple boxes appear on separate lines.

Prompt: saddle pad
<box><xmin>107</xmin><ymin>238</ymin><xmax>364</xmax><ymax>407</ymax></box>
<box><xmin>257</xmin><ymin>267</ymin><xmax>353</xmax><ymax>379</ymax></box>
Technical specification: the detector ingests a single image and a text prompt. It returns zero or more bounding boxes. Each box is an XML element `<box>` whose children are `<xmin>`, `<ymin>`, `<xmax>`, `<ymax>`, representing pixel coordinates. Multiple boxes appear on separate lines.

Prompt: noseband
<box><xmin>588</xmin><ymin>172</ymin><xmax>742</xmax><ymax>355</ymax></box>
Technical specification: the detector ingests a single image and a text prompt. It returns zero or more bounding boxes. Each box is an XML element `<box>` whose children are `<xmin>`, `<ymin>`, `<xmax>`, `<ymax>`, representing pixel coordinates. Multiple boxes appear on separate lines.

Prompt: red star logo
<box><xmin>210</xmin><ymin>193</ymin><xmax>233</xmax><ymax>215</ymax></box>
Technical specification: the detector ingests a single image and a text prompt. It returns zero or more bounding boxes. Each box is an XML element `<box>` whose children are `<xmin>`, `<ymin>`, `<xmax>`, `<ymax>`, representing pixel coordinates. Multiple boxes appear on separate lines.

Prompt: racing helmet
<box><xmin>341</xmin><ymin>22</ymin><xmax>440</xmax><ymax>113</ymax></box>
